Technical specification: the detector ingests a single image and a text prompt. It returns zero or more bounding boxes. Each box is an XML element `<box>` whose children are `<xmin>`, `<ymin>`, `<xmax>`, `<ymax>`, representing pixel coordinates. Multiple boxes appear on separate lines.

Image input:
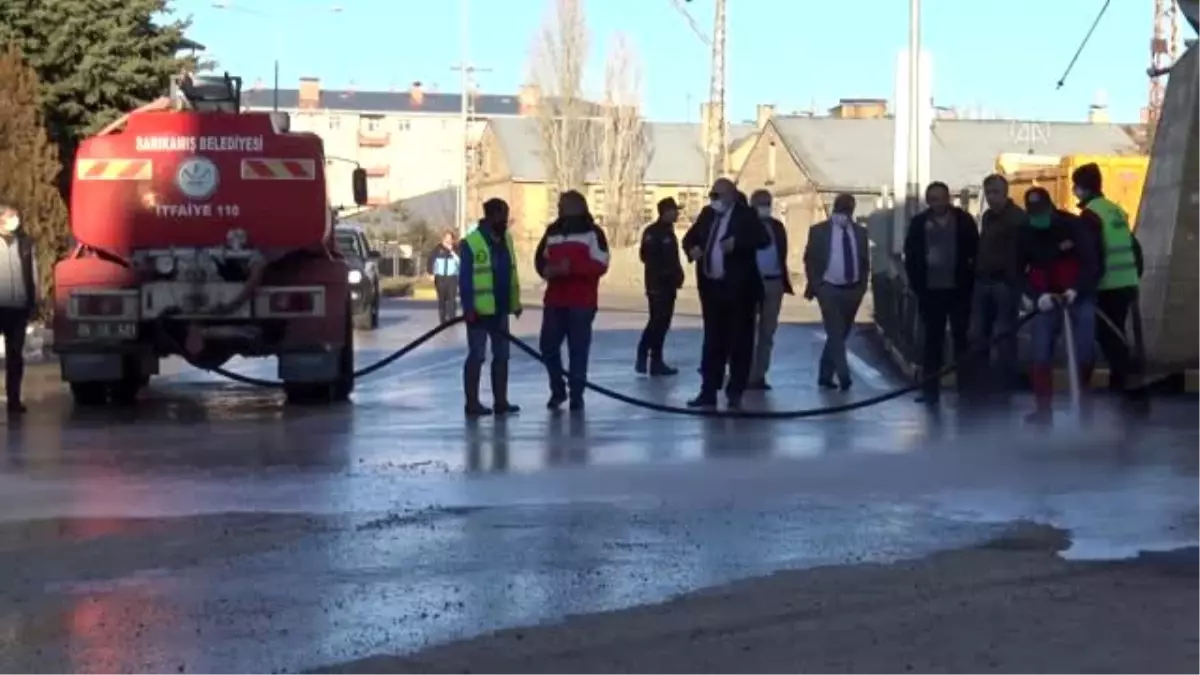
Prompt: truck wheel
<box><xmin>283</xmin><ymin>382</ymin><xmax>324</xmax><ymax>405</ymax></box>
<box><xmin>109</xmin><ymin>378</ymin><xmax>144</xmax><ymax>406</ymax></box>
<box><xmin>353</xmin><ymin>311</ymin><xmax>373</xmax><ymax>331</ymax></box>
<box><xmin>331</xmin><ymin>308</ymin><xmax>355</xmax><ymax>402</ymax></box>
<box><xmin>70</xmin><ymin>382</ymin><xmax>108</xmax><ymax>407</ymax></box>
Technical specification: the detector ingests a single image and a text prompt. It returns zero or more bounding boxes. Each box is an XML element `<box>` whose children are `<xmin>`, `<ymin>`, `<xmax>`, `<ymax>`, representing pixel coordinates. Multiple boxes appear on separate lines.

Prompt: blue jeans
<box><xmin>1030</xmin><ymin>296</ymin><xmax>1096</xmax><ymax>366</ymax></box>
<box><xmin>968</xmin><ymin>280</ymin><xmax>1020</xmax><ymax>391</ymax></box>
<box><xmin>539</xmin><ymin>307</ymin><xmax>596</xmax><ymax>400</ymax></box>
<box><xmin>466</xmin><ymin>314</ymin><xmax>510</xmax><ymax>365</ymax></box>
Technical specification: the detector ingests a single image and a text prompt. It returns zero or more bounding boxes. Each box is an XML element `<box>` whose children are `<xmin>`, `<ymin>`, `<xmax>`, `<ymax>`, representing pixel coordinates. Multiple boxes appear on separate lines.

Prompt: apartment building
<box><xmin>241</xmin><ymin>79</ymin><xmax>538</xmax><ymax>207</ymax></box>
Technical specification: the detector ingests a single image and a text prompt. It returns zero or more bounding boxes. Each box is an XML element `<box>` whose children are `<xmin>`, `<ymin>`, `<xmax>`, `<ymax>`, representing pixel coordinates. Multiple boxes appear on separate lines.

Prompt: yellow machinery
<box><xmin>998</xmin><ymin>154</ymin><xmax>1150</xmax><ymax>229</ymax></box>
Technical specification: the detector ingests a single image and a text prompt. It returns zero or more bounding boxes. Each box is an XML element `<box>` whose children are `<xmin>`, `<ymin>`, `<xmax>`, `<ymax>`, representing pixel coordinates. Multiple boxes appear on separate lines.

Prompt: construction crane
<box><xmin>674</xmin><ymin>0</ymin><xmax>727</xmax><ymax>187</ymax></box>
<box><xmin>1147</xmin><ymin>0</ymin><xmax>1183</xmax><ymax>125</ymax></box>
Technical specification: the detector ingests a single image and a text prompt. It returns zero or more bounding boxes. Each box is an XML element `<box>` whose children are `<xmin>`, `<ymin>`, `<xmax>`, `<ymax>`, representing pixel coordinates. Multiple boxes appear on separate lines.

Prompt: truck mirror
<box><xmin>352</xmin><ymin>168</ymin><xmax>368</xmax><ymax>206</ymax></box>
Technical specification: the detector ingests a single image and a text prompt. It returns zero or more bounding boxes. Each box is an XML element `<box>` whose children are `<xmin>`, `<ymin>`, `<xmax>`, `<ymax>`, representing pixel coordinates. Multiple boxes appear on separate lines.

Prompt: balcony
<box><xmin>357</xmin><ymin>132</ymin><xmax>390</xmax><ymax>148</ymax></box>
<box><xmin>364</xmin><ymin>165</ymin><xmax>389</xmax><ymax>178</ymax></box>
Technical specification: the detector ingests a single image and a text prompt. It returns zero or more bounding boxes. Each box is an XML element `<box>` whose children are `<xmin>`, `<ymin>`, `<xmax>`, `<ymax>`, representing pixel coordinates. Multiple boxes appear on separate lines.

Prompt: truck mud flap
<box><xmin>278</xmin><ymin>351</ymin><xmax>339</xmax><ymax>383</ymax></box>
<box><xmin>61</xmin><ymin>353</ymin><xmax>125</xmax><ymax>382</ymax></box>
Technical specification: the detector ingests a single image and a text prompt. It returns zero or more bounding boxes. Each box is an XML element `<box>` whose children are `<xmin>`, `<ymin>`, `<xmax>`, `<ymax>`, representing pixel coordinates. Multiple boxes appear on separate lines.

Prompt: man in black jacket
<box><xmin>636</xmin><ymin>197</ymin><xmax>684</xmax><ymax>376</ymax></box>
<box><xmin>903</xmin><ymin>181</ymin><xmax>980</xmax><ymax>406</ymax></box>
<box><xmin>0</xmin><ymin>204</ymin><xmax>37</xmax><ymax>416</ymax></box>
<box><xmin>681</xmin><ymin>178</ymin><xmax>770</xmax><ymax>409</ymax></box>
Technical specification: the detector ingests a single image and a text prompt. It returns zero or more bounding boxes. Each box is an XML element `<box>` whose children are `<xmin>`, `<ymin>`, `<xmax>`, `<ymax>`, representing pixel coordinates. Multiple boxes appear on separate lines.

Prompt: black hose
<box><xmin>183</xmin><ymin>309</ymin><xmax>1037</xmax><ymax>419</ymax></box>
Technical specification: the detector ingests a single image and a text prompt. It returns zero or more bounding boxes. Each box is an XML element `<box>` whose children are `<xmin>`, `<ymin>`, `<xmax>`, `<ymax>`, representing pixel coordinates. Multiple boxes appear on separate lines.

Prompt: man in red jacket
<box><xmin>534</xmin><ymin>190</ymin><xmax>610</xmax><ymax>411</ymax></box>
<box><xmin>1018</xmin><ymin>187</ymin><xmax>1103</xmax><ymax>425</ymax></box>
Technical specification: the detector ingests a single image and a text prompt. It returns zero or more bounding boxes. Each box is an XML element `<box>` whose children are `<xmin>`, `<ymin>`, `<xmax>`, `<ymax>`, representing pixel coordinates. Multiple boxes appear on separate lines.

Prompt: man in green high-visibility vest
<box><xmin>1071</xmin><ymin>163</ymin><xmax>1145</xmax><ymax>400</ymax></box>
<box><xmin>458</xmin><ymin>198</ymin><xmax>523</xmax><ymax>417</ymax></box>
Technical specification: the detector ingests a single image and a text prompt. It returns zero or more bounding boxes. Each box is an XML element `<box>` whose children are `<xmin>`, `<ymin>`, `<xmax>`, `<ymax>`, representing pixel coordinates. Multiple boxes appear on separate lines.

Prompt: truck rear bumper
<box><xmin>60</xmin><ymin>351</ymin><xmax>158</xmax><ymax>382</ymax></box>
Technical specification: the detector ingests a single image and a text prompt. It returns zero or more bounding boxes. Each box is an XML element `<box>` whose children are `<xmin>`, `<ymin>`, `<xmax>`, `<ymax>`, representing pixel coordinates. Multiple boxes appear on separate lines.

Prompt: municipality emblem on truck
<box><xmin>176</xmin><ymin>156</ymin><xmax>219</xmax><ymax>200</ymax></box>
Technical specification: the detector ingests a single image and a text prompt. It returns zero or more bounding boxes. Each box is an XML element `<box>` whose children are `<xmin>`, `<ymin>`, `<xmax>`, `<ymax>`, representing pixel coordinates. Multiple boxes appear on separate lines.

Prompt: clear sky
<box><xmin>173</xmin><ymin>0</ymin><xmax>1185</xmax><ymax>124</ymax></box>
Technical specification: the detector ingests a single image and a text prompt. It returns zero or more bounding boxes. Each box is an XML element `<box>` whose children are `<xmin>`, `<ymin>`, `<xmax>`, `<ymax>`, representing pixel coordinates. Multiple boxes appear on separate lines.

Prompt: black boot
<box><xmin>463</xmin><ymin>360</ymin><xmax>492</xmax><ymax>417</ymax></box>
<box><xmin>649</xmin><ymin>358</ymin><xmax>678</xmax><ymax>376</ymax></box>
<box><xmin>491</xmin><ymin>361</ymin><xmax>520</xmax><ymax>415</ymax></box>
<box><xmin>635</xmin><ymin>349</ymin><xmax>648</xmax><ymax>375</ymax></box>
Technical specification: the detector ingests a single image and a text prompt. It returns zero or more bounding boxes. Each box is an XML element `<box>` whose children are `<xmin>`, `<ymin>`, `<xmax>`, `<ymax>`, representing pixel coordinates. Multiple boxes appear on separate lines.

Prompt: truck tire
<box><xmin>70</xmin><ymin>382</ymin><xmax>108</xmax><ymax>407</ymax></box>
<box><xmin>109</xmin><ymin>378</ymin><xmax>144</xmax><ymax>406</ymax></box>
<box><xmin>369</xmin><ymin>298</ymin><xmax>380</xmax><ymax>329</ymax></box>
<box><xmin>331</xmin><ymin>307</ymin><xmax>355</xmax><ymax>402</ymax></box>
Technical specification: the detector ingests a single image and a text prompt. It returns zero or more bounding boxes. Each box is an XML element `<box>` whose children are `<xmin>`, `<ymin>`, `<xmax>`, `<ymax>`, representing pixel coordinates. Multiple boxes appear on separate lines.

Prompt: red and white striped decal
<box><xmin>76</xmin><ymin>159</ymin><xmax>153</xmax><ymax>181</ymax></box>
<box><xmin>240</xmin><ymin>158</ymin><xmax>317</xmax><ymax>180</ymax></box>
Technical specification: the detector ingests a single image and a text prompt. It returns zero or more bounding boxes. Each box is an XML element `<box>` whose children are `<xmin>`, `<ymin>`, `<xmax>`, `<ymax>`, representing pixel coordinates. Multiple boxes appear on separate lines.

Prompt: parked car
<box><xmin>334</xmin><ymin>224</ymin><xmax>381</xmax><ymax>330</ymax></box>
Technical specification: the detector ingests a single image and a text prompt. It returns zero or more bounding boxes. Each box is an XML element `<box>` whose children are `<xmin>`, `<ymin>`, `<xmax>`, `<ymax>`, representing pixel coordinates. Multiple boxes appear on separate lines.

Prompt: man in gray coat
<box><xmin>802</xmin><ymin>193</ymin><xmax>870</xmax><ymax>391</ymax></box>
<box><xmin>0</xmin><ymin>204</ymin><xmax>37</xmax><ymax>415</ymax></box>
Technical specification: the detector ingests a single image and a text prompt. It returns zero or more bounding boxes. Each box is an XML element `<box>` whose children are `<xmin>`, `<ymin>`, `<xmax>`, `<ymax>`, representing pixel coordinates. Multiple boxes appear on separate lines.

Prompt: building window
<box><xmin>397</xmin><ymin>119</ymin><xmax>411</xmax><ymax>132</ymax></box>
<box><xmin>329</xmin><ymin>115</ymin><xmax>341</xmax><ymax>130</ymax></box>
<box><xmin>363</xmin><ymin>116</ymin><xmax>381</xmax><ymax>132</ymax></box>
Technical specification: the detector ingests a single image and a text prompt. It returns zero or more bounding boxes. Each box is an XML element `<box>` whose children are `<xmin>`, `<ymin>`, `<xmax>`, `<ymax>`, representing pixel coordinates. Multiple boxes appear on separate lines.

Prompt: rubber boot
<box><xmin>635</xmin><ymin>347</ymin><xmax>648</xmax><ymax>375</ymax></box>
<box><xmin>649</xmin><ymin>355</ymin><xmax>678</xmax><ymax>376</ymax></box>
<box><xmin>463</xmin><ymin>360</ymin><xmax>492</xmax><ymax>417</ymax></box>
<box><xmin>491</xmin><ymin>360</ymin><xmax>520</xmax><ymax>415</ymax></box>
<box><xmin>1024</xmin><ymin>365</ymin><xmax>1054</xmax><ymax>426</ymax></box>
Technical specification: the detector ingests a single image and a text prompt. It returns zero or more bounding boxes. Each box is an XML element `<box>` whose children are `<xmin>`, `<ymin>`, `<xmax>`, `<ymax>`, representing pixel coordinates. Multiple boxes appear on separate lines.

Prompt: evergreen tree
<box><xmin>0</xmin><ymin>0</ymin><xmax>196</xmax><ymax>172</ymax></box>
<box><xmin>0</xmin><ymin>45</ymin><xmax>70</xmax><ymax>314</ymax></box>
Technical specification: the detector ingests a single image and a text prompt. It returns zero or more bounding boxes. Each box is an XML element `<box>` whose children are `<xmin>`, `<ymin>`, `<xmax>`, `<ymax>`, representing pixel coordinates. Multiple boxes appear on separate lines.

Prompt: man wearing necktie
<box><xmin>680</xmin><ymin>178</ymin><xmax>770</xmax><ymax>409</ymax></box>
<box><xmin>803</xmin><ymin>193</ymin><xmax>870</xmax><ymax>391</ymax></box>
<box><xmin>747</xmin><ymin>189</ymin><xmax>794</xmax><ymax>390</ymax></box>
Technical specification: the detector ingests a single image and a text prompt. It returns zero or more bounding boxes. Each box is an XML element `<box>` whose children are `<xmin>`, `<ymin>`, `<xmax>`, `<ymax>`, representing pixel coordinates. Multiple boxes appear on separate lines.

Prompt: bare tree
<box><xmin>529</xmin><ymin>0</ymin><xmax>591</xmax><ymax>200</ymax></box>
<box><xmin>599</xmin><ymin>33</ymin><xmax>647</xmax><ymax>246</ymax></box>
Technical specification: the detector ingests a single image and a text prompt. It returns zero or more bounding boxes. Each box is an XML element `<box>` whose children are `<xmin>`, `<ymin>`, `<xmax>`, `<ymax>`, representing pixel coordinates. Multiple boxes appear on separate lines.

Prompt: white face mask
<box><xmin>710</xmin><ymin>199</ymin><xmax>727</xmax><ymax>214</ymax></box>
<box><xmin>0</xmin><ymin>211</ymin><xmax>18</xmax><ymax>233</ymax></box>
<box><xmin>755</xmin><ymin>205</ymin><xmax>772</xmax><ymax>219</ymax></box>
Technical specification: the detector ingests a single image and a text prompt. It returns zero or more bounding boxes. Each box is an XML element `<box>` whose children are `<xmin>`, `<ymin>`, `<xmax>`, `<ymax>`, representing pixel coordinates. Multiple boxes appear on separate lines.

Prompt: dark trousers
<box><xmin>698</xmin><ymin>278</ymin><xmax>757</xmax><ymax>398</ymax></box>
<box><xmin>637</xmin><ymin>291</ymin><xmax>676</xmax><ymax>362</ymax></box>
<box><xmin>918</xmin><ymin>289</ymin><xmax>970</xmax><ymax>400</ymax></box>
<box><xmin>540</xmin><ymin>306</ymin><xmax>597</xmax><ymax>401</ymax></box>
<box><xmin>434</xmin><ymin>275</ymin><xmax>459</xmax><ymax>324</ymax></box>
<box><xmin>1095</xmin><ymin>286</ymin><xmax>1139</xmax><ymax>393</ymax></box>
<box><xmin>1</xmin><ymin>308</ymin><xmax>29</xmax><ymax>406</ymax></box>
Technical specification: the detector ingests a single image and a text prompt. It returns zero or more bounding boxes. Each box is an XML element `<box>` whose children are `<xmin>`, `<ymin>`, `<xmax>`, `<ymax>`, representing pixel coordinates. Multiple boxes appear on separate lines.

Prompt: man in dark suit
<box><xmin>903</xmin><ymin>181</ymin><xmax>981</xmax><ymax>406</ymax></box>
<box><xmin>681</xmin><ymin>178</ymin><xmax>770</xmax><ymax>409</ymax></box>
<box><xmin>803</xmin><ymin>193</ymin><xmax>870</xmax><ymax>391</ymax></box>
<box><xmin>747</xmin><ymin>189</ymin><xmax>794</xmax><ymax>390</ymax></box>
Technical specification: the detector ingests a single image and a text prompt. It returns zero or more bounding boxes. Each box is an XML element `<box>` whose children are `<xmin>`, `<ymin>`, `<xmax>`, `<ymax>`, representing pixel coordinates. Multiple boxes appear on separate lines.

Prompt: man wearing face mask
<box><xmin>803</xmin><ymin>193</ymin><xmax>869</xmax><ymax>391</ymax></box>
<box><xmin>680</xmin><ymin>178</ymin><xmax>770</xmax><ymax>409</ymax></box>
<box><xmin>0</xmin><ymin>204</ymin><xmax>37</xmax><ymax>415</ymax></box>
<box><xmin>1017</xmin><ymin>187</ymin><xmax>1102</xmax><ymax>425</ymax></box>
<box><xmin>1072</xmin><ymin>162</ymin><xmax>1145</xmax><ymax>403</ymax></box>
<box><xmin>903</xmin><ymin>181</ymin><xmax>980</xmax><ymax>406</ymax></box>
<box><xmin>747</xmin><ymin>189</ymin><xmax>793</xmax><ymax>390</ymax></box>
<box><xmin>459</xmin><ymin>198</ymin><xmax>523</xmax><ymax>417</ymax></box>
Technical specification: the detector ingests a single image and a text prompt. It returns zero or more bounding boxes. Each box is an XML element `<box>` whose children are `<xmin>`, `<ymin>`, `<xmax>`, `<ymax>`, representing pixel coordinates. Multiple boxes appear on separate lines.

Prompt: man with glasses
<box><xmin>681</xmin><ymin>178</ymin><xmax>770</xmax><ymax>409</ymax></box>
<box><xmin>968</xmin><ymin>173</ymin><xmax>1027</xmax><ymax>400</ymax></box>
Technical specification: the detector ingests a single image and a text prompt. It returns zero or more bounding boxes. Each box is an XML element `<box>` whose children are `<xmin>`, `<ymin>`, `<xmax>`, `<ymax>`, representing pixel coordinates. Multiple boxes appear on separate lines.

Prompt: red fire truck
<box><xmin>53</xmin><ymin>73</ymin><xmax>368</xmax><ymax>405</ymax></box>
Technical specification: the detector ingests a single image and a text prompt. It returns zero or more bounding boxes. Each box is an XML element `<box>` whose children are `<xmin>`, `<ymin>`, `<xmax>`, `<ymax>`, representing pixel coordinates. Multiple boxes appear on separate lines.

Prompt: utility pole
<box><xmin>906</xmin><ymin>0</ymin><xmax>922</xmax><ymax>221</ymax></box>
<box><xmin>705</xmin><ymin>0</ymin><xmax>727</xmax><ymax>187</ymax></box>
<box><xmin>451</xmin><ymin>0</ymin><xmax>491</xmax><ymax>237</ymax></box>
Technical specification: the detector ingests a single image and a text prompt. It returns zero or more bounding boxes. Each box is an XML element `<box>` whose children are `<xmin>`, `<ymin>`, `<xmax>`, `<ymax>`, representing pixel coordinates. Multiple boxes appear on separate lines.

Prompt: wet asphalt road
<box><xmin>0</xmin><ymin>300</ymin><xmax>1196</xmax><ymax>673</ymax></box>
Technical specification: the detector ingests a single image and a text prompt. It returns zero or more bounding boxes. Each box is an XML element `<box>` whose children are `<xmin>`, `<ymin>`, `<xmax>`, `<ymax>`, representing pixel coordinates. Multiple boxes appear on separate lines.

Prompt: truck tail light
<box><xmin>69</xmin><ymin>291</ymin><xmax>138</xmax><ymax>320</ymax></box>
<box><xmin>254</xmin><ymin>286</ymin><xmax>325</xmax><ymax>318</ymax></box>
<box><xmin>269</xmin><ymin>291</ymin><xmax>315</xmax><ymax>314</ymax></box>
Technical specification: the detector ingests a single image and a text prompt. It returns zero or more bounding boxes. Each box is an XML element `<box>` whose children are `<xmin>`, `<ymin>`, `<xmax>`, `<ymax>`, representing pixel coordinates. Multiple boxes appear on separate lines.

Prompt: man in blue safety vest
<box><xmin>1071</xmin><ymin>163</ymin><xmax>1145</xmax><ymax>402</ymax></box>
<box><xmin>459</xmin><ymin>198</ymin><xmax>522</xmax><ymax>417</ymax></box>
<box><xmin>427</xmin><ymin>230</ymin><xmax>461</xmax><ymax>323</ymax></box>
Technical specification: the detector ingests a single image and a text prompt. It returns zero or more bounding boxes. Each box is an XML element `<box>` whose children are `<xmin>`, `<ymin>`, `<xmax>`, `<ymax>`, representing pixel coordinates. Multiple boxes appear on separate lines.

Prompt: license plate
<box><xmin>76</xmin><ymin>322</ymin><xmax>137</xmax><ymax>340</ymax></box>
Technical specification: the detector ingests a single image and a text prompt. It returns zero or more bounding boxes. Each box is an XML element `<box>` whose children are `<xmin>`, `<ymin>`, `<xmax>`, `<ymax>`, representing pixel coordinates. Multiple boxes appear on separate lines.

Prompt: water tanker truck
<box><xmin>53</xmin><ymin>72</ymin><xmax>369</xmax><ymax>405</ymax></box>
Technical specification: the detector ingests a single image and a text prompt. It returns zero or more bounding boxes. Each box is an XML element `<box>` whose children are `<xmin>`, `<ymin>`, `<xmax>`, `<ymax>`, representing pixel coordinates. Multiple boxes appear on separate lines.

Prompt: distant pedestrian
<box><xmin>535</xmin><ymin>190</ymin><xmax>610</xmax><ymax>411</ymax></box>
<box><xmin>681</xmin><ymin>178</ymin><xmax>770</xmax><ymax>409</ymax></box>
<box><xmin>747</xmin><ymin>189</ymin><xmax>794</xmax><ymax>390</ymax></box>
<box><xmin>635</xmin><ymin>197</ymin><xmax>684</xmax><ymax>376</ymax></box>
<box><xmin>803</xmin><ymin>193</ymin><xmax>869</xmax><ymax>391</ymax></box>
<box><xmin>459</xmin><ymin>199</ymin><xmax>522</xmax><ymax>417</ymax></box>
<box><xmin>967</xmin><ymin>173</ymin><xmax>1027</xmax><ymax>399</ymax></box>
<box><xmin>428</xmin><ymin>230</ymin><xmax>461</xmax><ymax>323</ymax></box>
<box><xmin>903</xmin><ymin>181</ymin><xmax>980</xmax><ymax>406</ymax></box>
<box><xmin>0</xmin><ymin>204</ymin><xmax>36</xmax><ymax>416</ymax></box>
